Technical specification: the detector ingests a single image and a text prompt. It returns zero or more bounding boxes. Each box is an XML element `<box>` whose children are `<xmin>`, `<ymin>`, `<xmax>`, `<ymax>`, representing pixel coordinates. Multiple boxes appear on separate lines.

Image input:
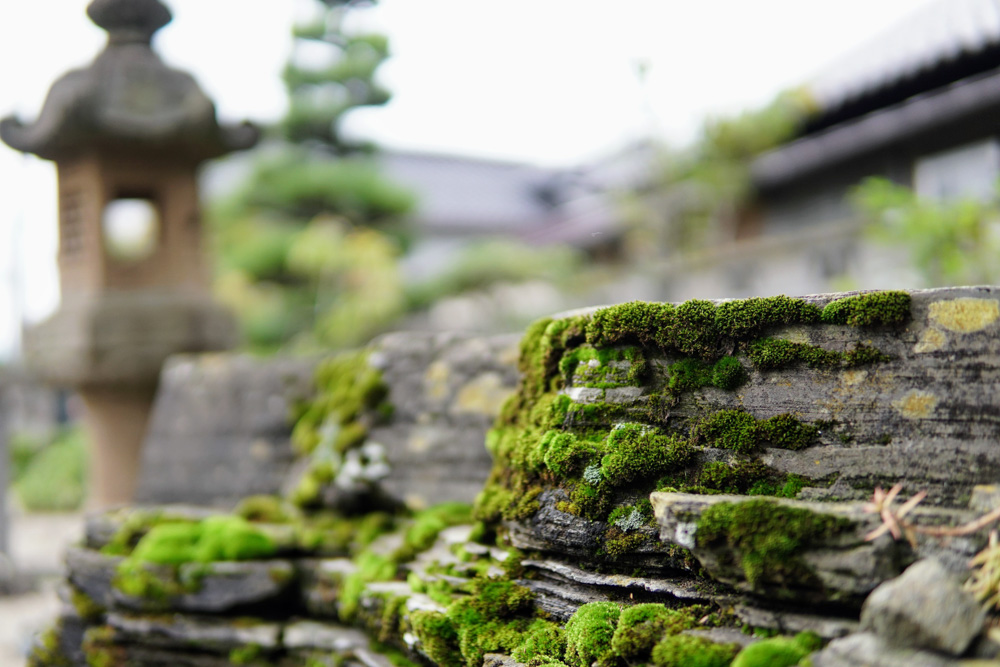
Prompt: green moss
<box><xmin>698</xmin><ymin>459</ymin><xmax>772</xmax><ymax>494</ymax></box>
<box><xmin>748</xmin><ymin>339</ymin><xmax>839</xmax><ymax>370</ymax></box>
<box><xmin>411</xmin><ymin>610</ymin><xmax>463</xmax><ymax>667</ymax></box>
<box><xmin>607</xmin><ymin>499</ymin><xmax>653</xmax><ymax>529</ymax></box>
<box><xmin>378</xmin><ymin>594</ymin><xmax>408</xmax><ymax>643</ymax></box>
<box><xmin>749</xmin><ymin>338</ymin><xmax>891</xmax><ymax>370</ymax></box>
<box><xmin>229</xmin><ymin>643</ymin><xmax>263</xmax><ymax>665</ymax></box>
<box><xmin>600</xmin><ymin>424</ymin><xmax>694</xmax><ymax>486</ymax></box>
<box><xmin>414</xmin><ymin>576</ymin><xmax>548</xmax><ymax>667</ymax></box>
<box><xmin>731</xmin><ymin>632</ymin><xmax>821</xmax><ymax>667</ymax></box>
<box><xmin>601</xmin><ymin>528</ymin><xmax>649</xmax><ymax>559</ymax></box>
<box><xmin>715</xmin><ymin>295</ymin><xmax>821</xmax><ymax>339</ymax></box>
<box><xmin>586</xmin><ymin>301</ymin><xmax>676</xmax><ymax>349</ymax></box>
<box><xmin>672</xmin><ymin>299</ymin><xmax>720</xmax><ymax>357</ymax></box>
<box><xmin>542</xmin><ymin>431</ymin><xmax>601</xmax><ymax>478</ymax></box>
<box><xmin>127</xmin><ymin>516</ymin><xmax>276</xmax><ymax>565</ymax></box>
<box><xmin>611</xmin><ymin>604</ymin><xmax>697</xmax><ymax>664</ymax></box>
<box><xmin>233</xmin><ymin>495</ymin><xmax>296</xmax><ymax>523</ymax></box>
<box><xmin>692</xmin><ymin>411</ymin><xmax>759</xmax><ymax>454</ymax></box>
<box><xmin>587</xmin><ymin>296</ymin><xmax>824</xmax><ymax>360</ymax></box>
<box><xmin>566</xmin><ymin>401</ymin><xmax>628</xmax><ymax>425</ymax></box>
<box><xmin>338</xmin><ymin>552</ymin><xmax>397</xmax><ymax>623</ymax></box>
<box><xmin>468</xmin><ymin>578</ymin><xmax>535</xmax><ymax>617</ymax></box>
<box><xmin>510</xmin><ymin>619</ymin><xmax>567</xmax><ymax>665</ymax></box>
<box><xmin>748</xmin><ymin>474</ymin><xmax>807</xmax><ymax>499</ymax></box>
<box><xmin>81</xmin><ymin>626</ymin><xmax>122</xmax><ymax>667</ymax></box>
<box><xmin>564</xmin><ymin>602</ymin><xmax>621</xmax><ymax>667</ymax></box>
<box><xmin>518</xmin><ymin>315</ymin><xmax>589</xmax><ymax>402</ymax></box>
<box><xmin>100</xmin><ymin>509</ymin><xmax>183</xmax><ymax>557</ymax></box>
<box><xmin>27</xmin><ymin>624</ymin><xmax>72</xmax><ymax>667</ymax></box>
<box><xmin>842</xmin><ymin>345</ymin><xmax>892</xmax><ymax>366</ymax></box>
<box><xmin>756</xmin><ymin>414</ymin><xmax>818</xmax><ymax>451</ymax></box>
<box><xmin>651</xmin><ymin>634</ymin><xmax>740</xmax><ymax>667</ymax></box>
<box><xmin>295</xmin><ymin>510</ymin><xmax>395</xmax><ymax>556</ymax></box>
<box><xmin>395</xmin><ymin>502</ymin><xmax>473</xmax><ymax>561</ymax></box>
<box><xmin>667</xmin><ymin>359</ymin><xmax>713</xmax><ymax>393</ymax></box>
<box><xmin>711</xmin><ymin>356</ymin><xmax>748</xmax><ymax>390</ymax></box>
<box><xmin>70</xmin><ymin>587</ymin><xmax>106</xmax><ymax>622</ymax></box>
<box><xmin>820</xmin><ymin>290</ymin><xmax>910</xmax><ymax>327</ymax></box>
<box><xmin>693</xmin><ymin>411</ymin><xmax>818</xmax><ymax>454</ymax></box>
<box><xmin>696</xmin><ymin>500</ymin><xmax>850</xmax><ymax>589</ymax></box>
<box><xmin>290</xmin><ymin>349</ymin><xmax>389</xmax><ymax>457</ymax></box>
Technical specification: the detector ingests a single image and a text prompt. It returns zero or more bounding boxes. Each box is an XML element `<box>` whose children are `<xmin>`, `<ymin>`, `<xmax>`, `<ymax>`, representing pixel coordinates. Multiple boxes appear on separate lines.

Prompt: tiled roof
<box><xmin>805</xmin><ymin>0</ymin><xmax>1000</xmax><ymax>130</ymax></box>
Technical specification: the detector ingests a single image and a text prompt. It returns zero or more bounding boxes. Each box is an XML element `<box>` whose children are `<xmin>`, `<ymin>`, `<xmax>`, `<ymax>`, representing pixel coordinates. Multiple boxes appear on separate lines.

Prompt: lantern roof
<box><xmin>0</xmin><ymin>0</ymin><xmax>258</xmax><ymax>162</ymax></box>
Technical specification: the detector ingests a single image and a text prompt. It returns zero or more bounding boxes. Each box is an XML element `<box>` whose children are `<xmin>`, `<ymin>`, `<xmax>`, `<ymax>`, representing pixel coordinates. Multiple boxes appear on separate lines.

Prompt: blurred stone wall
<box><xmin>135</xmin><ymin>332</ymin><xmax>520</xmax><ymax>509</ymax></box>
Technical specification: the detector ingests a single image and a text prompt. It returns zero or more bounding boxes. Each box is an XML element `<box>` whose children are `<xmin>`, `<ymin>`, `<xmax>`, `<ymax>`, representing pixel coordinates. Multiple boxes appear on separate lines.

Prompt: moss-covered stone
<box><xmin>610</xmin><ymin>603</ymin><xmax>697</xmax><ymax>664</ymax></box>
<box><xmin>667</xmin><ymin>356</ymin><xmax>748</xmax><ymax>393</ymax></box>
<box><xmin>692</xmin><ymin>410</ymin><xmax>818</xmax><ymax>453</ymax></box>
<box><xmin>715</xmin><ymin>295</ymin><xmax>821</xmax><ymax>339</ymax></box>
<box><xmin>748</xmin><ymin>338</ymin><xmax>889</xmax><ymax>370</ymax></box>
<box><xmin>695</xmin><ymin>500</ymin><xmax>850</xmax><ymax>590</ymax></box>
<box><xmin>563</xmin><ymin>601</ymin><xmax>621</xmax><ymax>667</ymax></box>
<box><xmin>600</xmin><ymin>424</ymin><xmax>695</xmax><ymax>486</ymax></box>
<box><xmin>651</xmin><ymin>633</ymin><xmax>740</xmax><ymax>667</ymax></box>
<box><xmin>128</xmin><ymin>516</ymin><xmax>276</xmax><ymax>565</ymax></box>
<box><xmin>292</xmin><ymin>349</ymin><xmax>390</xmax><ymax>456</ymax></box>
<box><xmin>820</xmin><ymin>290</ymin><xmax>911</xmax><ymax>327</ymax></box>
<box><xmin>731</xmin><ymin>631</ymin><xmax>821</xmax><ymax>667</ymax></box>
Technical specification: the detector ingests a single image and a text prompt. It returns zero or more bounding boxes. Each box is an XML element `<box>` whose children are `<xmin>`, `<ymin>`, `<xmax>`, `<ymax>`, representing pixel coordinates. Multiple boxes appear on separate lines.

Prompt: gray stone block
<box><xmin>860</xmin><ymin>558</ymin><xmax>986</xmax><ymax>656</ymax></box>
<box><xmin>368</xmin><ymin>331</ymin><xmax>520</xmax><ymax>509</ymax></box>
<box><xmin>135</xmin><ymin>354</ymin><xmax>318</xmax><ymax>507</ymax></box>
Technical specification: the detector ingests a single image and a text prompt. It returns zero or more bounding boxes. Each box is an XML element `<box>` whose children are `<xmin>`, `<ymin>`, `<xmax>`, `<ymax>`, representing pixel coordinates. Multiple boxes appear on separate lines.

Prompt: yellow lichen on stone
<box><xmin>913</xmin><ymin>328</ymin><xmax>948</xmax><ymax>353</ymax></box>
<box><xmin>408</xmin><ymin>433</ymin><xmax>431</xmax><ymax>453</ymax></box>
<box><xmin>928</xmin><ymin>298</ymin><xmax>999</xmax><ymax>333</ymax></box>
<box><xmin>454</xmin><ymin>372</ymin><xmax>514</xmax><ymax>416</ymax></box>
<box><xmin>841</xmin><ymin>369</ymin><xmax>868</xmax><ymax>386</ymax></box>
<box><xmin>892</xmin><ymin>389</ymin><xmax>938</xmax><ymax>419</ymax></box>
<box><xmin>424</xmin><ymin>361</ymin><xmax>451</xmax><ymax>400</ymax></box>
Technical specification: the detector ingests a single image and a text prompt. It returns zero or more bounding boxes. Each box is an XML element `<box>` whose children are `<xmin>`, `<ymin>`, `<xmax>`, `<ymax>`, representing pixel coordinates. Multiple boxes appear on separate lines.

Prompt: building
<box><xmin>644</xmin><ymin>0</ymin><xmax>1000</xmax><ymax>302</ymax></box>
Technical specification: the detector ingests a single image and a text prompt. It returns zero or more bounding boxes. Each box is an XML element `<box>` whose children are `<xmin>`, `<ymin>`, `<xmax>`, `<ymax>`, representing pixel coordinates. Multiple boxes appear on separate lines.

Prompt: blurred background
<box><xmin>5</xmin><ymin>0</ymin><xmax>1000</xmax><ymax>660</ymax></box>
<box><xmin>1</xmin><ymin>0</ymin><xmax>999</xmax><ymax>569</ymax></box>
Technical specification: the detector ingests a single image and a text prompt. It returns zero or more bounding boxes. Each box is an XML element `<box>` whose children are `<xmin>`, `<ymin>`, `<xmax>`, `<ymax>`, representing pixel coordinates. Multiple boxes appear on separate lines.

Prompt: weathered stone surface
<box><xmin>164</xmin><ymin>560</ymin><xmax>296</xmax><ymax>614</ymax></box>
<box><xmin>651</xmin><ymin>492</ymin><xmax>987</xmax><ymax>604</ymax></box>
<box><xmin>66</xmin><ymin>546</ymin><xmax>122</xmax><ymax>608</ymax></box>
<box><xmin>284</xmin><ymin>621</ymin><xmax>369</xmax><ymax>651</ymax></box>
<box><xmin>505</xmin><ymin>490</ymin><xmax>689</xmax><ymax>573</ymax></box>
<box><xmin>747</xmin><ymin>288</ymin><xmax>1000</xmax><ymax>505</ymax></box>
<box><xmin>483</xmin><ymin>654</ymin><xmax>525</xmax><ymax>667</ymax></box>
<box><xmin>105</xmin><ymin>611</ymin><xmax>282</xmax><ymax>652</ymax></box>
<box><xmin>66</xmin><ymin>546</ymin><xmax>296</xmax><ymax>613</ymax></box>
<box><xmin>136</xmin><ymin>354</ymin><xmax>318</xmax><ymax>507</ymax></box>
<box><xmin>809</xmin><ymin>632</ymin><xmax>958</xmax><ymax>667</ymax></box>
<box><xmin>563</xmin><ymin>287</ymin><xmax>1000</xmax><ymax>506</ymax></box>
<box><xmin>860</xmin><ymin>558</ymin><xmax>986</xmax><ymax>655</ymax></box>
<box><xmin>520</xmin><ymin>558</ymin><xmax>732</xmax><ymax>620</ymax></box>
<box><xmin>299</xmin><ymin>558</ymin><xmax>356</xmax><ymax>618</ymax></box>
<box><xmin>683</xmin><ymin>627</ymin><xmax>757</xmax><ymax>649</ymax></box>
<box><xmin>368</xmin><ymin>331</ymin><xmax>519</xmax><ymax>509</ymax></box>
<box><xmin>733</xmin><ymin>604</ymin><xmax>858</xmax><ymax>639</ymax></box>
<box><xmin>137</xmin><ymin>332</ymin><xmax>517</xmax><ymax>511</ymax></box>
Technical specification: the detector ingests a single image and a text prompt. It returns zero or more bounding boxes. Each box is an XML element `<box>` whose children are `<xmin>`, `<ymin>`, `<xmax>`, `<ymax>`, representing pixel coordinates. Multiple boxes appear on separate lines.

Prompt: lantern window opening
<box><xmin>101</xmin><ymin>194</ymin><xmax>161</xmax><ymax>263</ymax></box>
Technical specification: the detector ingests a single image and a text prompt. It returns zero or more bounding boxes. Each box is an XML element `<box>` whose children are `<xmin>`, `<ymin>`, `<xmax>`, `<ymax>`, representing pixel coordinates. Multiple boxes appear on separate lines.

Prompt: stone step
<box><xmin>650</xmin><ymin>491</ymin><xmax>989</xmax><ymax>605</ymax></box>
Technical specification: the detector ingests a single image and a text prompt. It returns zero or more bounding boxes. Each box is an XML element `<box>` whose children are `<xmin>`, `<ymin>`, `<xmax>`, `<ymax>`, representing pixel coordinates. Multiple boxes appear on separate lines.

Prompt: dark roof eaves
<box><xmin>752</xmin><ymin>67</ymin><xmax>1000</xmax><ymax>191</ymax></box>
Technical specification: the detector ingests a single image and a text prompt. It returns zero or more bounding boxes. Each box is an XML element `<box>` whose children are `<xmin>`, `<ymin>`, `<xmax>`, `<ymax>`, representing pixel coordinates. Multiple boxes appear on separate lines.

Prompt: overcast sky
<box><xmin>0</xmin><ymin>0</ymin><xmax>935</xmax><ymax>359</ymax></box>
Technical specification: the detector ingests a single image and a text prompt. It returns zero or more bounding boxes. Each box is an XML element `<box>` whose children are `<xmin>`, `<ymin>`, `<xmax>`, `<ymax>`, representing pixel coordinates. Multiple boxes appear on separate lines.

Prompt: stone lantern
<box><xmin>0</xmin><ymin>0</ymin><xmax>259</xmax><ymax>506</ymax></box>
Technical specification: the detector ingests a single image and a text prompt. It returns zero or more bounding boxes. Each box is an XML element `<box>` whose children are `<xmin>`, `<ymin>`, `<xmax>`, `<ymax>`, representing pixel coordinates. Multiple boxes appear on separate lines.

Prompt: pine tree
<box><xmin>211</xmin><ymin>0</ymin><xmax>413</xmax><ymax>351</ymax></box>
